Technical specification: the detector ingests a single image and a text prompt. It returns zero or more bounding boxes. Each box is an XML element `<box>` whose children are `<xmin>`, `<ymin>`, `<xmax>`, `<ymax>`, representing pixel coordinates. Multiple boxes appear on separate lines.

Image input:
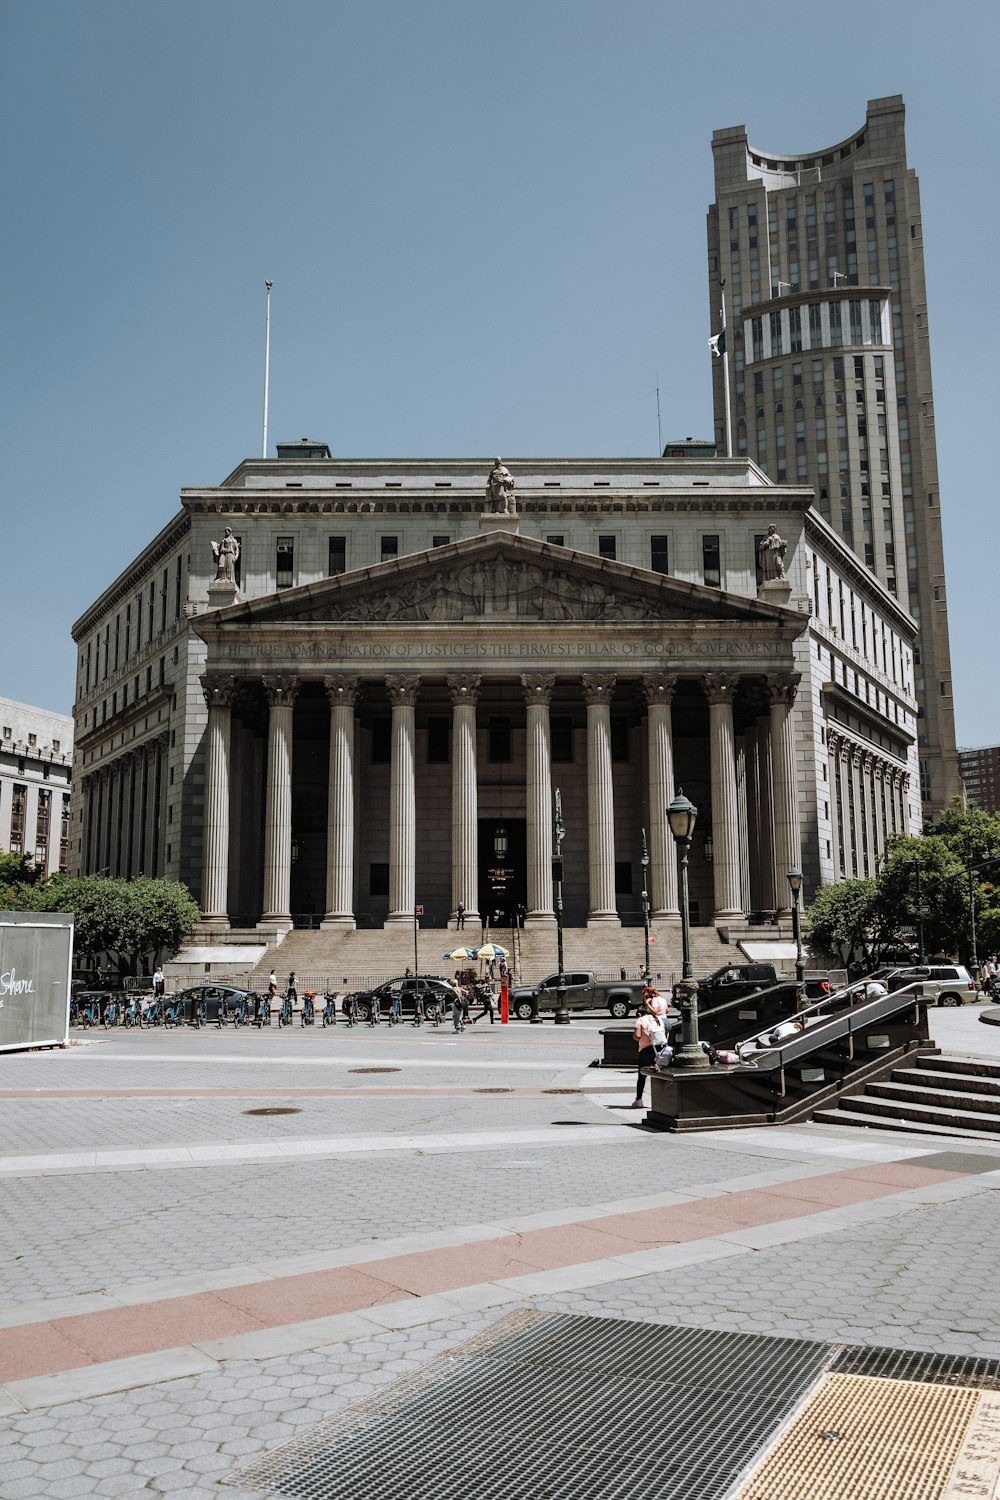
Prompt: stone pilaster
<box><xmin>582</xmin><ymin>673</ymin><xmax>620</xmax><ymax>926</ymax></box>
<box><xmin>385</xmin><ymin>674</ymin><xmax>419</xmax><ymax>925</ymax></box>
<box><xmin>448</xmin><ymin>674</ymin><xmax>481</xmax><ymax>927</ymax></box>
<box><xmin>200</xmin><ymin>675</ymin><xmax>238</xmax><ymax>924</ymax></box>
<box><xmin>641</xmin><ymin>673</ymin><xmax>679</xmax><ymax>919</ymax></box>
<box><xmin>260</xmin><ymin>675</ymin><xmax>299</xmax><ymax>930</ymax></box>
<box><xmin>766</xmin><ymin>672</ymin><xmax>802</xmax><ymax>913</ymax></box>
<box><xmin>322</xmin><ymin>675</ymin><xmax>360</xmax><ymax>928</ymax></box>
<box><xmin>704</xmin><ymin>673</ymin><xmax>744</xmax><ymax>922</ymax></box>
<box><xmin>521</xmin><ymin>674</ymin><xmax>556</xmax><ymax>926</ymax></box>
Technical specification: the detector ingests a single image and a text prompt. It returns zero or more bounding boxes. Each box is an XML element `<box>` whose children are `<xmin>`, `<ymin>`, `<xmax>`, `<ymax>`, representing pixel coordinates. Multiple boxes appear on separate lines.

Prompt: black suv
<box><xmin>347</xmin><ymin>975</ymin><xmax>454</xmax><ymax>1022</ymax></box>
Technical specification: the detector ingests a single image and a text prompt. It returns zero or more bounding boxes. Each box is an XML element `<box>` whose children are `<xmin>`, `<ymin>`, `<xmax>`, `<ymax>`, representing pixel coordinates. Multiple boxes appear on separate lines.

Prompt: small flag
<box><xmin>708</xmin><ymin>330</ymin><xmax>726</xmax><ymax>358</ymax></box>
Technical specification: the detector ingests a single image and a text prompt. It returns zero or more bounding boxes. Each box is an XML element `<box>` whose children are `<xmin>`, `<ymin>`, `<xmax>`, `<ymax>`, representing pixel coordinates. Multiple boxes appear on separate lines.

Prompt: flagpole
<box><xmin>655</xmin><ymin>372</ymin><xmax>662</xmax><ymax>457</ymax></box>
<box><xmin>261</xmin><ymin>280</ymin><xmax>273</xmax><ymax>460</ymax></box>
<box><xmin>720</xmin><ymin>281</ymin><xmax>732</xmax><ymax>458</ymax></box>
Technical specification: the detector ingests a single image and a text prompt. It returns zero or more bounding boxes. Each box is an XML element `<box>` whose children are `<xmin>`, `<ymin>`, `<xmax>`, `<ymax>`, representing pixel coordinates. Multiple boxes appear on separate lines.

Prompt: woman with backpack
<box><xmin>631</xmin><ymin>994</ymin><xmax>668</xmax><ymax>1108</ymax></box>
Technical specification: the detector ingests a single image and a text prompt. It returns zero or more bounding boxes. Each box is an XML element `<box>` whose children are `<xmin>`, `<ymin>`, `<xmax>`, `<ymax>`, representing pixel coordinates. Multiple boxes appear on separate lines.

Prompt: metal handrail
<box><xmin>737</xmin><ymin>982</ymin><xmax>926</xmax><ymax>1072</ymax></box>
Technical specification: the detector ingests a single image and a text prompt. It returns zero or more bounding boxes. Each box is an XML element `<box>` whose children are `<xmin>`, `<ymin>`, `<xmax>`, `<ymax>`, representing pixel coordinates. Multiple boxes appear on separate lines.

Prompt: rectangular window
<box><xmin>610</xmin><ymin>717</ymin><xmax>629</xmax><ymax>762</ymax></box>
<box><xmin>380</xmin><ymin>535</ymin><xmax>398</xmax><ymax>562</ymax></box>
<box><xmin>370</xmin><ymin>718</ymin><xmax>391</xmax><ymax>763</ymax></box>
<box><xmin>489</xmin><ymin>716</ymin><xmax>512</xmax><ymax>762</ymax></box>
<box><xmin>369</xmin><ymin>863</ymin><xmax>390</xmax><ymax>897</ymax></box>
<box><xmin>276</xmin><ymin>536</ymin><xmax>294</xmax><ymax>589</ymax></box>
<box><xmin>426</xmin><ymin>716</ymin><xmax>449</xmax><ymax>763</ymax></box>
<box><xmin>598</xmin><ymin>535</ymin><xmax>616</xmax><ymax>560</ymax></box>
<box><xmin>551</xmin><ymin>715</ymin><xmax>573</xmax><ymax>763</ymax></box>
<box><xmin>328</xmin><ymin>537</ymin><xmax>346</xmax><ymax>575</ymax></box>
<box><xmin>702</xmin><ymin>535</ymin><xmax>721</xmax><ymax>588</ymax></box>
<box><xmin>431</xmin><ymin>535</ymin><xmax>450</xmax><ymax>549</ymax></box>
<box><xmin>546</xmin><ymin>534</ymin><xmax>565</xmax><ymax>547</ymax></box>
<box><xmin>650</xmin><ymin>536</ymin><xmax>669</xmax><ymax>574</ymax></box>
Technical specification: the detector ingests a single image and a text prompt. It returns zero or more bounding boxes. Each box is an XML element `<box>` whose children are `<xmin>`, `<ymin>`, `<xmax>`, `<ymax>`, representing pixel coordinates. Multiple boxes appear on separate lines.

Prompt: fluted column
<box><xmin>385</xmin><ymin>675</ymin><xmax>419</xmax><ymax>925</ymax></box>
<box><xmin>260</xmin><ymin>676</ymin><xmax>299</xmax><ymax>929</ymax></box>
<box><xmin>767</xmin><ymin>672</ymin><xmax>802</xmax><ymax>913</ymax></box>
<box><xmin>756</xmin><ymin>716</ymin><xmax>775</xmax><ymax>910</ymax></box>
<box><xmin>449</xmin><ymin>674</ymin><xmax>481</xmax><ymax>927</ymax></box>
<box><xmin>704</xmin><ymin>673</ymin><xmax>744</xmax><ymax>922</ymax></box>
<box><xmin>521</xmin><ymin>674</ymin><xmax>555</xmax><ymax>925</ymax></box>
<box><xmin>322</xmin><ymin>675</ymin><xmax>360</xmax><ymax>928</ymax></box>
<box><xmin>642</xmin><ymin>673</ymin><xmax>679</xmax><ymax>918</ymax></box>
<box><xmin>200</xmin><ymin>675</ymin><xmax>238</xmax><ymax>924</ymax></box>
<box><xmin>582</xmin><ymin>673</ymin><xmax>620</xmax><ymax>926</ymax></box>
<box><xmin>735</xmin><ymin>733</ymin><xmax>751</xmax><ymax>913</ymax></box>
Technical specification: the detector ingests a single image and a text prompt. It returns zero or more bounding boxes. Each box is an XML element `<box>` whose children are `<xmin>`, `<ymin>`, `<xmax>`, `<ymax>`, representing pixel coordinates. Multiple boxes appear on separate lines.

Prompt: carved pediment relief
<box><xmin>299</xmin><ymin>558</ymin><xmax>697</xmax><ymax>624</ymax></box>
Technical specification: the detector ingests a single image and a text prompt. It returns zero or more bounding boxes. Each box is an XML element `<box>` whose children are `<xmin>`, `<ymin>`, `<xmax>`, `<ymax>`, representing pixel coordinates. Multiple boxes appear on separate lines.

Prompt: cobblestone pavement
<box><xmin>0</xmin><ymin>1009</ymin><xmax>997</xmax><ymax>1495</ymax></box>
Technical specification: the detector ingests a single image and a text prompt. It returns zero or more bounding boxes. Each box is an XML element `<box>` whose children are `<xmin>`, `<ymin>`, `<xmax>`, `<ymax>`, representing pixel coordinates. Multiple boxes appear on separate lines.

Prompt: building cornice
<box><xmin>804</xmin><ymin>508</ymin><xmax>916</xmax><ymax>637</ymax></box>
<box><xmin>72</xmin><ymin>510</ymin><xmax>190</xmax><ymax>640</ymax></box>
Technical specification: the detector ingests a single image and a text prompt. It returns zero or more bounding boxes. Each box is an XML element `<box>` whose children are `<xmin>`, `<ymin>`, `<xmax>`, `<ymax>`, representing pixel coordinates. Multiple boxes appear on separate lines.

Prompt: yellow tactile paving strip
<box><xmin>734</xmin><ymin>1373</ymin><xmax>990</xmax><ymax>1500</ymax></box>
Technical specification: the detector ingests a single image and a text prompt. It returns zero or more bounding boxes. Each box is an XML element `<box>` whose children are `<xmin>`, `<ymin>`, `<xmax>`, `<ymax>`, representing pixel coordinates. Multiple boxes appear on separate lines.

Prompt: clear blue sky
<box><xmin>2</xmin><ymin>0</ymin><xmax>997</xmax><ymax>746</ymax></box>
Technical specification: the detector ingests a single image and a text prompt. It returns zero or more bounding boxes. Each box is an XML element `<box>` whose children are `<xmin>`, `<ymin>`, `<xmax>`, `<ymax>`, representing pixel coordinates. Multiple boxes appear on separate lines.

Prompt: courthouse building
<box><xmin>69</xmin><ymin>444</ymin><xmax>921</xmax><ymax>942</ymax></box>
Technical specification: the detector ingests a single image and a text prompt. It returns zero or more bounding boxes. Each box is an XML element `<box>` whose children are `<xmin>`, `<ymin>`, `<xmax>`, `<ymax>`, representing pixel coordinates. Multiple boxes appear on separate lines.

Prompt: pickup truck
<box><xmin>509</xmin><ymin>971</ymin><xmax>648</xmax><ymax>1020</ymax></box>
<box><xmin>697</xmin><ymin>963</ymin><xmax>831</xmax><ymax>1005</ymax></box>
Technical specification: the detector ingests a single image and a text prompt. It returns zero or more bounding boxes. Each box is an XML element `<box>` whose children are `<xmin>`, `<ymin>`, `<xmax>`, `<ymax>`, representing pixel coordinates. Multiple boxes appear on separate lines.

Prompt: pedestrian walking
<box><xmin>472</xmin><ymin>984</ymin><xmax>495</xmax><ymax>1025</ymax></box>
<box><xmin>456</xmin><ymin>900</ymin><xmax>466</xmax><ymax>930</ymax></box>
<box><xmin>631</xmin><ymin>996</ymin><xmax>667</xmax><ymax>1108</ymax></box>
<box><xmin>268</xmin><ymin>970</ymin><xmax>278</xmax><ymax>998</ymax></box>
<box><xmin>287</xmin><ymin>972</ymin><xmax>297</xmax><ymax>1007</ymax></box>
<box><xmin>451</xmin><ymin>980</ymin><xmax>468</xmax><ymax>1033</ymax></box>
<box><xmin>151</xmin><ymin>966</ymin><xmax>165</xmax><ymax>998</ymax></box>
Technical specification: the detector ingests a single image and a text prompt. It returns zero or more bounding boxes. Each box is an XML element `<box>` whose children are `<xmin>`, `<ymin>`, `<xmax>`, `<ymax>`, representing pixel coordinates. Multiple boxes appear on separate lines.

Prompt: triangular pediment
<box><xmin>201</xmin><ymin>531</ymin><xmax>797</xmax><ymax>629</ymax></box>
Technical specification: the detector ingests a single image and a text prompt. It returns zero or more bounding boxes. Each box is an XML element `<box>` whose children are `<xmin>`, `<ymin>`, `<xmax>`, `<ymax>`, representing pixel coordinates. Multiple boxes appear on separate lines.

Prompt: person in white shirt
<box><xmin>631</xmin><ymin>998</ymin><xmax>667</xmax><ymax>1108</ymax></box>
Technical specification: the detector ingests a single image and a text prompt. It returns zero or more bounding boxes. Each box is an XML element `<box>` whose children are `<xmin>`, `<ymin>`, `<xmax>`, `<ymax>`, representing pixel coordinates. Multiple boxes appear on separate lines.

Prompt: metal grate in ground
<box><xmin>224</xmin><ymin>1315</ymin><xmax>1000</xmax><ymax>1500</ymax></box>
<box><xmin>224</xmin><ymin>1312</ymin><xmax>833</xmax><ymax>1500</ymax></box>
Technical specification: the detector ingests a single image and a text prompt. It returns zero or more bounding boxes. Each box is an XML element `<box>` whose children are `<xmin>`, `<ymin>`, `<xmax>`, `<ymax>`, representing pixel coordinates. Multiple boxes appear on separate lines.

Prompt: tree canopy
<box><xmin>805</xmin><ymin>802</ymin><xmax>1000</xmax><ymax>969</ymax></box>
<box><xmin>1</xmin><ymin>869</ymin><xmax>200</xmax><ymax>975</ymax></box>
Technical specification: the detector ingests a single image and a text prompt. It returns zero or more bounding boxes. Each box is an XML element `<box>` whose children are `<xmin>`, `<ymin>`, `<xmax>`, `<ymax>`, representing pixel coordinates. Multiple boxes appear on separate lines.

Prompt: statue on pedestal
<box><xmin>211</xmin><ymin>528</ymin><xmax>240</xmax><ymax>586</ymax></box>
<box><xmin>486</xmin><ymin>458</ymin><xmax>516</xmax><ymax>516</ymax></box>
<box><xmin>758</xmin><ymin>525</ymin><xmax>787</xmax><ymax>582</ymax></box>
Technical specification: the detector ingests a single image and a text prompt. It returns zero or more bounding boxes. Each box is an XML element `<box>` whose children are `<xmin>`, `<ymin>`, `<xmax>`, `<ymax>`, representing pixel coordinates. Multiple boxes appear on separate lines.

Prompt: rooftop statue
<box><xmin>486</xmin><ymin>458</ymin><xmax>516</xmax><ymax>516</ymax></box>
<box><xmin>211</xmin><ymin>528</ymin><xmax>240</xmax><ymax>586</ymax></box>
<box><xmin>758</xmin><ymin>524</ymin><xmax>787</xmax><ymax>582</ymax></box>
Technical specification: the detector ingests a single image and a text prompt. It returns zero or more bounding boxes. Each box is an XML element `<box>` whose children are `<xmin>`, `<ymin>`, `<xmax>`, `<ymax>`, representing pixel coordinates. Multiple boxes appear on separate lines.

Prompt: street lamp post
<box><xmin>640</xmin><ymin>827</ymin><xmax>651</xmax><ymax>984</ymax></box>
<box><xmin>668</xmin><ymin>790</ymin><xmax>709</xmax><ymax>1070</ymax></box>
<box><xmin>903</xmin><ymin>857</ymin><xmax>927</xmax><ymax>966</ymax></box>
<box><xmin>549</xmin><ymin>790</ymin><xmax>566</xmax><ymax>1024</ymax></box>
<box><xmin>787</xmin><ymin>867</ymin><xmax>804</xmax><ymax>1006</ymax></box>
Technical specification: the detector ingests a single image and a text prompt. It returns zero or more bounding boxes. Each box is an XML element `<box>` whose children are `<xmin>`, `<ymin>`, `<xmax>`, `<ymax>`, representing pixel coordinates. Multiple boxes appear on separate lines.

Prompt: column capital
<box><xmin>764</xmin><ymin>671</ymin><xmax>801</xmax><ymax>706</ymax></box>
<box><xmin>386</xmin><ymin>674</ymin><xmax>420</xmax><ymax>708</ymax></box>
<box><xmin>703</xmin><ymin>672</ymin><xmax>740</xmax><ymax>706</ymax></box>
<box><xmin>262</xmin><ymin>675</ymin><xmax>300</xmax><ymax>709</ymax></box>
<box><xmin>581</xmin><ymin>672</ymin><xmax>616</xmax><ymax>707</ymax></box>
<box><xmin>641</xmin><ymin>672</ymin><xmax>678</xmax><ymax>707</ymax></box>
<box><xmin>851</xmin><ymin>744</ymin><xmax>865</xmax><ymax>769</ymax></box>
<box><xmin>324</xmin><ymin>674</ymin><xmax>361</xmax><ymax>710</ymax></box>
<box><xmin>520</xmin><ymin>673</ymin><xmax>555</xmax><ymax>706</ymax></box>
<box><xmin>200</xmin><ymin>673</ymin><xmax>239</xmax><ymax>710</ymax></box>
<box><xmin>447</xmin><ymin>673</ymin><xmax>482</xmax><ymax>707</ymax></box>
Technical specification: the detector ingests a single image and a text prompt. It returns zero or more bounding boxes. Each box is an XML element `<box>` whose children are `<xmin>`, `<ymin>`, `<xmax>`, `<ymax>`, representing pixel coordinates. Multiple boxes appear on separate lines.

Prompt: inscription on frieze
<box><xmin>220</xmin><ymin>637</ymin><xmax>786</xmax><ymax>662</ymax></box>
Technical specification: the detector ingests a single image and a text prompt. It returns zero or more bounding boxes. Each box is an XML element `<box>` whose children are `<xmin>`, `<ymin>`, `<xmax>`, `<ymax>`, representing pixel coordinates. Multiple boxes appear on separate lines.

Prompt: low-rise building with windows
<box><xmin>68</xmin><ymin>444</ymin><xmax>921</xmax><ymax>950</ymax></box>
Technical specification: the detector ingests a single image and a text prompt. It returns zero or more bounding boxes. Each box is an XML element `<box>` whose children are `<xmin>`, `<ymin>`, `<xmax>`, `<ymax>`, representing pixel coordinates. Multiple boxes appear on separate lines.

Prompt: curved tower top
<box><xmin>712</xmin><ymin>96</ymin><xmax>906</xmax><ymax>193</ymax></box>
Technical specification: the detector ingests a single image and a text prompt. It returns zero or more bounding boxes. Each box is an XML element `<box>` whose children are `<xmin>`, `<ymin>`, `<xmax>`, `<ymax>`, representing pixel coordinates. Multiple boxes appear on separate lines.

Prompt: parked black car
<box><xmin>345</xmin><ymin>975</ymin><xmax>454</xmax><ymax>1022</ymax></box>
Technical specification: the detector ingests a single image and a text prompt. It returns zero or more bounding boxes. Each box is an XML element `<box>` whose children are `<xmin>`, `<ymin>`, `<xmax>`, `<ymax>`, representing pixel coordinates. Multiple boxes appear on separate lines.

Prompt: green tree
<box><xmin>0</xmin><ymin>850</ymin><xmax>47</xmax><ymax>913</ymax></box>
<box><xmin>43</xmin><ymin>875</ymin><xmax>200</xmax><ymax>977</ymax></box>
<box><xmin>803</xmin><ymin>879</ymin><xmax>887</xmax><ymax>968</ymax></box>
<box><xmin>880</xmin><ymin>805</ymin><xmax>1000</xmax><ymax>966</ymax></box>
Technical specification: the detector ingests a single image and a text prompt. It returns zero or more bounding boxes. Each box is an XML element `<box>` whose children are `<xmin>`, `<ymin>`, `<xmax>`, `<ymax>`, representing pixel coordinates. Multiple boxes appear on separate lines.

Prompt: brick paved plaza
<box><xmin>1</xmin><ymin>1008</ymin><xmax>999</xmax><ymax>1496</ymax></box>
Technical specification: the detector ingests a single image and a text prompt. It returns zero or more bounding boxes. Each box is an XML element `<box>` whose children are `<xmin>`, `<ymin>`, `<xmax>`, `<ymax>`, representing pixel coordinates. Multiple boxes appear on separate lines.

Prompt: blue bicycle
<box><xmin>192</xmin><ymin>995</ymin><xmax>207</xmax><ymax>1028</ymax></box>
<box><xmin>342</xmin><ymin>994</ymin><xmax>357</xmax><ymax>1028</ymax></box>
<box><xmin>278</xmin><ymin>992</ymin><xmax>293</xmax><ymax>1027</ymax></box>
<box><xmin>254</xmin><ymin>994</ymin><xmax>272</xmax><ymax>1028</ymax></box>
<box><xmin>300</xmin><ymin>993</ymin><xmax>316</xmax><ymax>1027</ymax></box>
<box><xmin>79</xmin><ymin>994</ymin><xmax>102</xmax><ymax>1028</ymax></box>
<box><xmin>322</xmin><ymin>992</ymin><xmax>336</xmax><ymax>1027</ymax></box>
<box><xmin>122</xmin><ymin>995</ymin><xmax>143</xmax><ymax>1028</ymax></box>
<box><xmin>141</xmin><ymin>996</ymin><xmax>163</xmax><ymax>1028</ymax></box>
<box><xmin>103</xmin><ymin>995</ymin><xmax>122</xmax><ymax>1029</ymax></box>
<box><xmin>163</xmin><ymin>995</ymin><xmax>185</xmax><ymax>1028</ymax></box>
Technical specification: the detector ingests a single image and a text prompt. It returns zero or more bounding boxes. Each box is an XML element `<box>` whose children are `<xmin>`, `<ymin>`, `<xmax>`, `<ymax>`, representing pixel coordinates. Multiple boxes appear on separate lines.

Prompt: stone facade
<box><xmin>69</xmin><ymin>451</ymin><xmax>921</xmax><ymax>930</ymax></box>
<box><xmin>0</xmin><ymin>698</ymin><xmax>73</xmax><ymax>876</ymax></box>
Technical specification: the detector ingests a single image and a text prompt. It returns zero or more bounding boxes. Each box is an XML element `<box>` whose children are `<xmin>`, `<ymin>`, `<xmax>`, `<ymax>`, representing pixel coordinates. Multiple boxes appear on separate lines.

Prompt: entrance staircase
<box><xmin>813</xmin><ymin>1055</ymin><xmax>1000</xmax><ymax>1141</ymax></box>
<box><xmin>211</xmin><ymin>922</ymin><xmax>739</xmax><ymax>990</ymax></box>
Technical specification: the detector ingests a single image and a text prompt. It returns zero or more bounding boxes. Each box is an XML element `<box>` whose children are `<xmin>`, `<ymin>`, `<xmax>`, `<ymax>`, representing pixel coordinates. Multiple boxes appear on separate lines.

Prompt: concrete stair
<box><xmin>213</xmin><ymin>921</ymin><xmax>739</xmax><ymax>990</ymax></box>
<box><xmin>814</xmin><ymin>1055</ymin><xmax>1000</xmax><ymax>1141</ymax></box>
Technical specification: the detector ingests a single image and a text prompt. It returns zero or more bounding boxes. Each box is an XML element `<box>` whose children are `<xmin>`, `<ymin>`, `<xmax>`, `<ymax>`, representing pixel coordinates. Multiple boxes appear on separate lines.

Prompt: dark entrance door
<box><xmin>478</xmin><ymin>819</ymin><xmax>526</xmax><ymax>926</ymax></box>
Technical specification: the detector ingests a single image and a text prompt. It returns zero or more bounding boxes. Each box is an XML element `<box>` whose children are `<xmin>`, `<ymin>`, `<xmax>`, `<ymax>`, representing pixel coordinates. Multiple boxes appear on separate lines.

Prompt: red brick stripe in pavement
<box><xmin>0</xmin><ymin>1161</ymin><xmax>961</xmax><ymax>1385</ymax></box>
